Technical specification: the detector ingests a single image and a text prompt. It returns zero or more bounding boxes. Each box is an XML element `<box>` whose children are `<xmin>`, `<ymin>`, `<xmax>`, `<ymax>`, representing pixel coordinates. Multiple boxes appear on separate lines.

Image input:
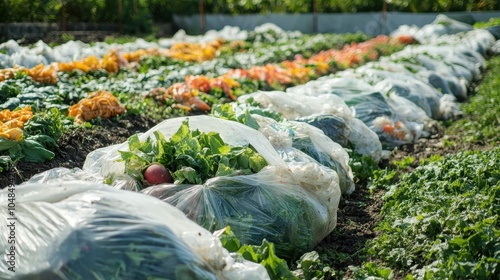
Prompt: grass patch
<box><xmin>351</xmin><ymin>149</ymin><xmax>500</xmax><ymax>279</ymax></box>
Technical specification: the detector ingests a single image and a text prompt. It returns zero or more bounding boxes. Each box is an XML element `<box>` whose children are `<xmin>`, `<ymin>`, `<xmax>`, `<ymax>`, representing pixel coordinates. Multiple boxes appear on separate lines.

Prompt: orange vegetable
<box><xmin>150</xmin><ymin>84</ymin><xmax>211</xmax><ymax>111</ymax></box>
<box><xmin>166</xmin><ymin>38</ymin><xmax>225</xmax><ymax>62</ymax></box>
<box><xmin>28</xmin><ymin>64</ymin><xmax>57</xmax><ymax>84</ymax></box>
<box><xmin>68</xmin><ymin>90</ymin><xmax>126</xmax><ymax>123</ymax></box>
<box><xmin>0</xmin><ymin>106</ymin><xmax>34</xmax><ymax>141</ymax></box>
<box><xmin>383</xmin><ymin>124</ymin><xmax>394</xmax><ymax>134</ymax></box>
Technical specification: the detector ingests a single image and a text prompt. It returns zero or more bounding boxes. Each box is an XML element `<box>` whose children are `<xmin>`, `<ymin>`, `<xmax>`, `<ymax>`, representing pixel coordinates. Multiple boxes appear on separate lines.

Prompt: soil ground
<box><xmin>0</xmin><ymin>114</ymin><xmax>161</xmax><ymax>186</ymax></box>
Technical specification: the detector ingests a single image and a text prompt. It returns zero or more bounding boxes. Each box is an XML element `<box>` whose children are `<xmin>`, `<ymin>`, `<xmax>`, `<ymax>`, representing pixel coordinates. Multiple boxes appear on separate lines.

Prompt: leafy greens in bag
<box><xmin>119</xmin><ymin>119</ymin><xmax>268</xmax><ymax>187</ymax></box>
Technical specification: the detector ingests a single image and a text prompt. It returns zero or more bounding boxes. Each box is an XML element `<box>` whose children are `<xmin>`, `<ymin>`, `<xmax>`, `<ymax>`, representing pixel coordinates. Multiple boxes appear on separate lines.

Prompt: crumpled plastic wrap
<box><xmin>252</xmin><ymin>114</ymin><xmax>354</xmax><ymax>195</ymax></box>
<box><xmin>81</xmin><ymin>115</ymin><xmax>341</xmax><ymax>258</ymax></box>
<box><xmin>239</xmin><ymin>91</ymin><xmax>383</xmax><ymax>161</ymax></box>
<box><xmin>0</xmin><ymin>181</ymin><xmax>270</xmax><ymax>280</ymax></box>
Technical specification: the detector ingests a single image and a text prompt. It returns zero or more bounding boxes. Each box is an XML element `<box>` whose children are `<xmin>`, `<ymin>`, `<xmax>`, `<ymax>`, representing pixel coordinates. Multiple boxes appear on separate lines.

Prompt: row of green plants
<box><xmin>337</xmin><ymin>55</ymin><xmax>500</xmax><ymax>279</ymax></box>
<box><xmin>0</xmin><ymin>32</ymin><xmax>396</xmax><ymax>171</ymax></box>
<box><xmin>2</xmin><ymin>0</ymin><xmax>499</xmax><ymax>24</ymax></box>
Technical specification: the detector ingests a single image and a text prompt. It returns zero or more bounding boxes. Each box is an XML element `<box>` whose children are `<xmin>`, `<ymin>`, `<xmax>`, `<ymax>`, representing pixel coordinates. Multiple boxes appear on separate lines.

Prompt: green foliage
<box><xmin>119</xmin><ymin>119</ymin><xmax>268</xmax><ymax>186</ymax></box>
<box><xmin>0</xmin><ymin>0</ymin><xmax>61</xmax><ymax>22</ymax></box>
<box><xmin>392</xmin><ymin>156</ymin><xmax>415</xmax><ymax>170</ymax></box>
<box><xmin>349</xmin><ymin>262</ymin><xmax>395</xmax><ymax>280</ymax></box>
<box><xmin>2</xmin><ymin>0</ymin><xmax>499</xmax><ymax>24</ymax></box>
<box><xmin>385</xmin><ymin>0</ymin><xmax>498</xmax><ymax>12</ymax></box>
<box><xmin>104</xmin><ymin>35</ymin><xmax>146</xmax><ymax>45</ymax></box>
<box><xmin>0</xmin><ymin>108</ymin><xmax>68</xmax><ymax>170</ymax></box>
<box><xmin>211</xmin><ymin>103</ymin><xmax>264</xmax><ymax>130</ymax></box>
<box><xmin>371</xmin><ymin>168</ymin><xmax>397</xmax><ymax>190</ymax></box>
<box><xmin>474</xmin><ymin>18</ymin><xmax>500</xmax><ymax>29</ymax></box>
<box><xmin>0</xmin><ymin>137</ymin><xmax>55</xmax><ymax>166</ymax></box>
<box><xmin>60</xmin><ymin>33</ymin><xmax>75</xmax><ymax>43</ymax></box>
<box><xmin>348</xmin><ymin>151</ymin><xmax>380</xmax><ymax>183</ymax></box>
<box><xmin>216</xmin><ymin>226</ymin><xmax>297</xmax><ymax>280</ymax></box>
<box><xmin>24</xmin><ymin>108</ymin><xmax>67</xmax><ymax>141</ymax></box>
<box><xmin>0</xmin><ymin>81</ymin><xmax>22</xmax><ymax>105</ymax></box>
<box><xmin>293</xmin><ymin>251</ymin><xmax>338</xmax><ymax>280</ymax></box>
<box><xmin>0</xmin><ymin>156</ymin><xmax>12</xmax><ymax>172</ymax></box>
<box><xmin>360</xmin><ymin>149</ymin><xmax>500</xmax><ymax>278</ymax></box>
<box><xmin>204</xmin><ymin>0</ymin><xmax>500</xmax><ymax>14</ymax></box>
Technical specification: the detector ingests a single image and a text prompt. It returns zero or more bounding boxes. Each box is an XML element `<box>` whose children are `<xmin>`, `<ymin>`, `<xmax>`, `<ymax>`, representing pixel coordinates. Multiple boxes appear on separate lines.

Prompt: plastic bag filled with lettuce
<box><xmin>0</xmin><ymin>181</ymin><xmax>269</xmax><ymax>280</ymax></box>
<box><xmin>285</xmin><ymin>76</ymin><xmax>425</xmax><ymax>147</ymax></box>
<box><xmin>83</xmin><ymin>116</ymin><xmax>341</xmax><ymax>258</ymax></box>
<box><xmin>250</xmin><ymin>114</ymin><xmax>354</xmax><ymax>195</ymax></box>
<box><xmin>211</xmin><ymin>102</ymin><xmax>353</xmax><ymax>194</ymax></box>
<box><xmin>238</xmin><ymin>91</ymin><xmax>383</xmax><ymax>161</ymax></box>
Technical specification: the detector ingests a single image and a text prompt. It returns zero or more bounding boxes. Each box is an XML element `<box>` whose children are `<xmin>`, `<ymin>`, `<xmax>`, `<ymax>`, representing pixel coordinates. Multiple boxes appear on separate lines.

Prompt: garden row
<box><xmin>347</xmin><ymin>55</ymin><xmax>500</xmax><ymax>279</ymax></box>
<box><xmin>0</xmin><ymin>24</ymin><xmax>409</xmax><ymax>170</ymax></box>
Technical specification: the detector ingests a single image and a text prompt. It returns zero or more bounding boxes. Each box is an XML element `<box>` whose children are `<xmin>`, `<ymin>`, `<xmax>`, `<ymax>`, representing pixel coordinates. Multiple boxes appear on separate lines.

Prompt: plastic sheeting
<box><xmin>174</xmin><ymin>12</ymin><xmax>500</xmax><ymax>36</ymax></box>
<box><xmin>0</xmin><ymin>182</ymin><xmax>269</xmax><ymax>280</ymax></box>
<box><xmin>282</xmin><ymin>20</ymin><xmax>495</xmax><ymax>149</ymax></box>
<box><xmin>239</xmin><ymin>91</ymin><xmax>384</xmax><ymax>161</ymax></box>
<box><xmin>81</xmin><ymin>116</ymin><xmax>341</xmax><ymax>257</ymax></box>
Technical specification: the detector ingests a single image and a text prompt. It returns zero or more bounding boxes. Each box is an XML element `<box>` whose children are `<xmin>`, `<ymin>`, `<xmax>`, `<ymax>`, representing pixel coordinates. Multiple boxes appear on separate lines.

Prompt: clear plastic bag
<box><xmin>83</xmin><ymin>115</ymin><xmax>341</xmax><ymax>258</ymax></box>
<box><xmin>374</xmin><ymin>78</ymin><xmax>442</xmax><ymax>119</ymax></box>
<box><xmin>439</xmin><ymin>94</ymin><xmax>463</xmax><ymax>120</ymax></box>
<box><xmin>253</xmin><ymin>115</ymin><xmax>354</xmax><ymax>195</ymax></box>
<box><xmin>384</xmin><ymin>93</ymin><xmax>430</xmax><ymax>124</ymax></box>
<box><xmin>84</xmin><ymin>115</ymin><xmax>287</xmax><ymax>178</ymax></box>
<box><xmin>418</xmin><ymin>70</ymin><xmax>468</xmax><ymax>101</ymax></box>
<box><xmin>24</xmin><ymin>167</ymin><xmax>141</xmax><ymax>191</ymax></box>
<box><xmin>338</xmin><ymin>91</ymin><xmax>423</xmax><ymax>148</ymax></box>
<box><xmin>295</xmin><ymin>114</ymin><xmax>350</xmax><ymax>147</ymax></box>
<box><xmin>286</xmin><ymin>73</ymin><xmax>427</xmax><ymax>148</ymax></box>
<box><xmin>0</xmin><ymin>181</ymin><xmax>269</xmax><ymax>280</ymax></box>
<box><xmin>286</xmin><ymin>76</ymin><xmax>375</xmax><ymax>97</ymax></box>
<box><xmin>143</xmin><ymin>165</ymin><xmax>337</xmax><ymax>258</ymax></box>
<box><xmin>239</xmin><ymin>91</ymin><xmax>383</xmax><ymax>161</ymax></box>
<box><xmin>411</xmin><ymin>14</ymin><xmax>473</xmax><ymax>43</ymax></box>
<box><xmin>240</xmin><ymin>91</ymin><xmax>353</xmax><ymax>121</ymax></box>
<box><xmin>355</xmin><ymin>59</ymin><xmax>468</xmax><ymax>101</ymax></box>
<box><xmin>211</xmin><ymin>102</ymin><xmax>354</xmax><ymax>194</ymax></box>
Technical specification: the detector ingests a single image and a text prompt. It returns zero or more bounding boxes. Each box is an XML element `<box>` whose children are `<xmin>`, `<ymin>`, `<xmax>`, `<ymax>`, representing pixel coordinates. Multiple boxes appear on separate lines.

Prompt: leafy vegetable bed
<box><xmin>0</xmin><ymin>30</ymin><xmax>408</xmax><ymax>171</ymax></box>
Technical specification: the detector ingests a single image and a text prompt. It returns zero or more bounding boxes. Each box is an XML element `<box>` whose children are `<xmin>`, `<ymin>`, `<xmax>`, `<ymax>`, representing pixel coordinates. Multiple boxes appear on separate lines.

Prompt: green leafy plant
<box><xmin>474</xmin><ymin>18</ymin><xmax>500</xmax><ymax>29</ymax></box>
<box><xmin>0</xmin><ymin>108</ymin><xmax>69</xmax><ymax>169</ymax></box>
<box><xmin>357</xmin><ymin>149</ymin><xmax>500</xmax><ymax>279</ymax></box>
<box><xmin>211</xmin><ymin>103</ymin><xmax>260</xmax><ymax>130</ymax></box>
<box><xmin>216</xmin><ymin>226</ymin><xmax>297</xmax><ymax>280</ymax></box>
<box><xmin>348</xmin><ymin>152</ymin><xmax>380</xmax><ymax>183</ymax></box>
<box><xmin>293</xmin><ymin>251</ymin><xmax>337</xmax><ymax>280</ymax></box>
<box><xmin>119</xmin><ymin>119</ymin><xmax>267</xmax><ymax>186</ymax></box>
<box><xmin>349</xmin><ymin>262</ymin><xmax>394</xmax><ymax>280</ymax></box>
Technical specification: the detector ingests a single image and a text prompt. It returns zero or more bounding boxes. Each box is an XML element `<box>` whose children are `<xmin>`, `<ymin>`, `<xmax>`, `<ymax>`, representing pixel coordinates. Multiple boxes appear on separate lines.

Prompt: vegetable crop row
<box><xmin>0</xmin><ymin>32</ymin><xmax>410</xmax><ymax>170</ymax></box>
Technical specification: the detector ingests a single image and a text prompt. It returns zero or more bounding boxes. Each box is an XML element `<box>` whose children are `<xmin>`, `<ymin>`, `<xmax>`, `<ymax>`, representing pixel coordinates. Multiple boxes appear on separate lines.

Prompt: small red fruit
<box><xmin>383</xmin><ymin>124</ymin><xmax>394</xmax><ymax>134</ymax></box>
<box><xmin>143</xmin><ymin>163</ymin><xmax>173</xmax><ymax>185</ymax></box>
